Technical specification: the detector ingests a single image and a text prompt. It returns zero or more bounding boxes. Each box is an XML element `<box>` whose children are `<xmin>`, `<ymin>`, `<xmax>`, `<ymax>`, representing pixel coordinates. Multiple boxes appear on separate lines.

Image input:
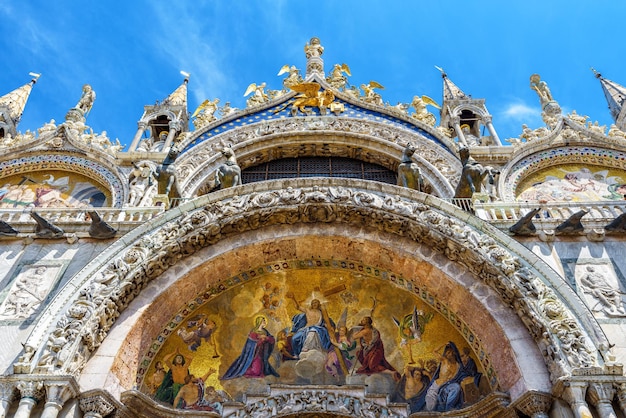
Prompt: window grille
<box><xmin>242</xmin><ymin>157</ymin><xmax>396</xmax><ymax>184</ymax></box>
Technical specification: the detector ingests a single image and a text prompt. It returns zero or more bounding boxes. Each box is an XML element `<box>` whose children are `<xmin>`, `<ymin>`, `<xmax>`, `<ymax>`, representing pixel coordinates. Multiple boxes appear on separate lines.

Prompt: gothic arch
<box><xmin>20</xmin><ymin>178</ymin><xmax>608</xmax><ymax>406</ymax></box>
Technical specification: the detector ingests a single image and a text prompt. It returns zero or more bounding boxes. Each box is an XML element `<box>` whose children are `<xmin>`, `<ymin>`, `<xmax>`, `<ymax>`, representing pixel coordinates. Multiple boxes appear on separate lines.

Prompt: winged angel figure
<box><xmin>275</xmin><ymin>82</ymin><xmax>336</xmax><ymax>116</ymax></box>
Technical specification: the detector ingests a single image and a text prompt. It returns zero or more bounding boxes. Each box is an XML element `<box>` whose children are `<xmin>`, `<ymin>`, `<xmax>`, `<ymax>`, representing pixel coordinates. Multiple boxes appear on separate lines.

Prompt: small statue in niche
<box><xmin>128</xmin><ymin>161</ymin><xmax>158</xmax><ymax>207</ymax></box>
<box><xmin>397</xmin><ymin>143</ymin><xmax>424</xmax><ymax>192</ymax></box>
<box><xmin>215</xmin><ymin>147</ymin><xmax>242</xmax><ymax>189</ymax></box>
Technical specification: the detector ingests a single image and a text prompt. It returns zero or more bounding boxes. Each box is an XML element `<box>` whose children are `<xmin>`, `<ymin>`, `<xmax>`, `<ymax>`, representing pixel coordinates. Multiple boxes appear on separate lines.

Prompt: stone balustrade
<box><xmin>0</xmin><ymin>207</ymin><xmax>165</xmax><ymax>238</ymax></box>
<box><xmin>473</xmin><ymin>200</ymin><xmax>626</xmax><ymax>233</ymax></box>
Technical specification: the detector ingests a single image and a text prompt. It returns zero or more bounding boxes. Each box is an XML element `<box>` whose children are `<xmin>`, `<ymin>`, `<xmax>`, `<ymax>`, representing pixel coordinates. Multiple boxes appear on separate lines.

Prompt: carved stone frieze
<box><xmin>228</xmin><ymin>390</ymin><xmax>403</xmax><ymax>418</ymax></box>
<box><xmin>22</xmin><ymin>179</ymin><xmax>603</xmax><ymax>384</ymax></box>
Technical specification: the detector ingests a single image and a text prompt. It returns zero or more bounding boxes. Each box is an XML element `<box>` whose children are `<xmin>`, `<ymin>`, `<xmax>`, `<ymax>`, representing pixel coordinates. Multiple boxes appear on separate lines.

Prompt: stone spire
<box><xmin>593</xmin><ymin>68</ymin><xmax>626</xmax><ymax>130</ymax></box>
<box><xmin>440</xmin><ymin>69</ymin><xmax>468</xmax><ymax>101</ymax></box>
<box><xmin>0</xmin><ymin>73</ymin><xmax>39</xmax><ymax>138</ymax></box>
<box><xmin>165</xmin><ymin>75</ymin><xmax>188</xmax><ymax>107</ymax></box>
<box><xmin>438</xmin><ymin>69</ymin><xmax>501</xmax><ymax>146</ymax></box>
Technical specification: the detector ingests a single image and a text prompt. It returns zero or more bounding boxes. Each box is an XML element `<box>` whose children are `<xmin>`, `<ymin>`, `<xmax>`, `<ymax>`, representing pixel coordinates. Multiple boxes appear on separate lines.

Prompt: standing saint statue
<box><xmin>76</xmin><ymin>84</ymin><xmax>96</xmax><ymax>116</ymax></box>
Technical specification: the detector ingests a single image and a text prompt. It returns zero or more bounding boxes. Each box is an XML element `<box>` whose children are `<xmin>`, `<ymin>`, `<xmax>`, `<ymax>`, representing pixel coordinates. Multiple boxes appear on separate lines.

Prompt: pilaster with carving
<box><xmin>617</xmin><ymin>383</ymin><xmax>626</xmax><ymax>416</ymax></box>
<box><xmin>0</xmin><ymin>380</ymin><xmax>16</xmax><ymax>418</ymax></box>
<box><xmin>40</xmin><ymin>380</ymin><xmax>79</xmax><ymax>418</ymax></box>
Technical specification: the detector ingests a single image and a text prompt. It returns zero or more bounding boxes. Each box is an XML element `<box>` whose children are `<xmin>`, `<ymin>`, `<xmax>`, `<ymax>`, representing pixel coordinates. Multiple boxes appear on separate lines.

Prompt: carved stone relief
<box><xmin>19</xmin><ymin>180</ymin><xmax>603</xmax><ymax>386</ymax></box>
<box><xmin>0</xmin><ymin>261</ymin><xmax>67</xmax><ymax>322</ymax></box>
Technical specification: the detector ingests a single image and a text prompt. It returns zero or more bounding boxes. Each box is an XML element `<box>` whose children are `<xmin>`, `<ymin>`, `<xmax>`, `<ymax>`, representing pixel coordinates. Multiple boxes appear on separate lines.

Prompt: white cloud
<box><xmin>501</xmin><ymin>102</ymin><xmax>540</xmax><ymax>120</ymax></box>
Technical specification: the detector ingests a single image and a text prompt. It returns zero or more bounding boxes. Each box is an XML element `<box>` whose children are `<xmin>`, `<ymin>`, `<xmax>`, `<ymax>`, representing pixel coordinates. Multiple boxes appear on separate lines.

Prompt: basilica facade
<box><xmin>0</xmin><ymin>38</ymin><xmax>626</xmax><ymax>417</ymax></box>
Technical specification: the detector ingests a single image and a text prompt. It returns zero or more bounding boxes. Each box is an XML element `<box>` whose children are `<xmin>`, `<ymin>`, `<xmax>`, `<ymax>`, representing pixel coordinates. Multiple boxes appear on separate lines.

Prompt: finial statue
<box><xmin>76</xmin><ymin>84</ymin><xmax>96</xmax><ymax>116</ymax></box>
<box><xmin>244</xmin><ymin>83</ymin><xmax>269</xmax><ymax>108</ymax></box>
<box><xmin>304</xmin><ymin>37</ymin><xmax>325</xmax><ymax>77</ymax></box>
<box><xmin>326</xmin><ymin>63</ymin><xmax>351</xmax><ymax>90</ymax></box>
<box><xmin>410</xmin><ymin>95</ymin><xmax>439</xmax><ymax>126</ymax></box>
<box><xmin>304</xmin><ymin>37</ymin><xmax>324</xmax><ymax>59</ymax></box>
<box><xmin>397</xmin><ymin>143</ymin><xmax>424</xmax><ymax>191</ymax></box>
<box><xmin>530</xmin><ymin>74</ymin><xmax>560</xmax><ymax>117</ymax></box>
<box><xmin>278</xmin><ymin>65</ymin><xmax>303</xmax><ymax>90</ymax></box>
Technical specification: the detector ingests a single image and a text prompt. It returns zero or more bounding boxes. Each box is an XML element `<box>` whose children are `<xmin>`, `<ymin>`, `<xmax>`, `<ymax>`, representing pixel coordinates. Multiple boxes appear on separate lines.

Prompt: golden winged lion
<box><xmin>287</xmin><ymin>82</ymin><xmax>335</xmax><ymax>116</ymax></box>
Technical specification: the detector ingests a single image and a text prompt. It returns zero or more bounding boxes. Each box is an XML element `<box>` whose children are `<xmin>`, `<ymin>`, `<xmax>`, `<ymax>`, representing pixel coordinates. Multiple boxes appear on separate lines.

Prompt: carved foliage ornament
<box><xmin>23</xmin><ymin>184</ymin><xmax>600</xmax><ymax>383</ymax></box>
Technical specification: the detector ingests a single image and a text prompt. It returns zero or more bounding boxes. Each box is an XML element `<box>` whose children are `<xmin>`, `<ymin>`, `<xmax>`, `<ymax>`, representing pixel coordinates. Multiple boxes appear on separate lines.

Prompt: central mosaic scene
<box><xmin>140</xmin><ymin>267</ymin><xmax>492</xmax><ymax>414</ymax></box>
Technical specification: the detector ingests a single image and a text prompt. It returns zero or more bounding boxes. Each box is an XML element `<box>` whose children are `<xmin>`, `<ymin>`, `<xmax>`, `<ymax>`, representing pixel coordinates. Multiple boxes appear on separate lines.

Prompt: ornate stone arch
<box><xmin>19</xmin><ymin>179</ymin><xmax>608</xmax><ymax>408</ymax></box>
<box><xmin>0</xmin><ymin>152</ymin><xmax>126</xmax><ymax>207</ymax></box>
<box><xmin>175</xmin><ymin>118</ymin><xmax>459</xmax><ymax>198</ymax></box>
<box><xmin>499</xmin><ymin>141</ymin><xmax>626</xmax><ymax>202</ymax></box>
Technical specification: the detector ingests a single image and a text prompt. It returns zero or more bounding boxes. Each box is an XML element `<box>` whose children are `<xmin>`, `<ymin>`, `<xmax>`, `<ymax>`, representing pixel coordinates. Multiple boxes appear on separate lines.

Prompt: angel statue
<box><xmin>278</xmin><ymin>65</ymin><xmax>303</xmax><ymax>89</ymax></box>
<box><xmin>244</xmin><ymin>82</ymin><xmax>270</xmax><ymax>108</ymax></box>
<box><xmin>191</xmin><ymin>98</ymin><xmax>220</xmax><ymax>129</ymax></box>
<box><xmin>410</xmin><ymin>95</ymin><xmax>440</xmax><ymax>126</ymax></box>
<box><xmin>274</xmin><ymin>82</ymin><xmax>336</xmax><ymax>116</ymax></box>
<box><xmin>360</xmin><ymin>81</ymin><xmax>384</xmax><ymax>105</ymax></box>
<box><xmin>326</xmin><ymin>63</ymin><xmax>351</xmax><ymax>90</ymax></box>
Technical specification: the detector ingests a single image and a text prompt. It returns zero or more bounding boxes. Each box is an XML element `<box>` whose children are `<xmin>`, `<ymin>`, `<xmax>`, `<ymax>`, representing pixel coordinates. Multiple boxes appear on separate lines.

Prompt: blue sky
<box><xmin>1</xmin><ymin>1</ymin><xmax>624</xmax><ymax>148</ymax></box>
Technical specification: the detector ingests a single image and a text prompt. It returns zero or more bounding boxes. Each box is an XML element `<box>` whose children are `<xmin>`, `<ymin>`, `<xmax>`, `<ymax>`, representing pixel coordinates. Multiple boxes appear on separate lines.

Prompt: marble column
<box><xmin>40</xmin><ymin>382</ymin><xmax>77</xmax><ymax>418</ymax></box>
<box><xmin>162</xmin><ymin>121</ymin><xmax>179</xmax><ymax>152</ymax></box>
<box><xmin>0</xmin><ymin>381</ymin><xmax>16</xmax><ymax>418</ymax></box>
<box><xmin>483</xmin><ymin>116</ymin><xmax>502</xmax><ymax>145</ymax></box>
<box><xmin>587</xmin><ymin>382</ymin><xmax>616</xmax><ymax>418</ymax></box>
<box><xmin>562</xmin><ymin>381</ymin><xmax>593</xmax><ymax>418</ymax></box>
<box><xmin>14</xmin><ymin>381</ymin><xmax>44</xmax><ymax>418</ymax></box>
<box><xmin>128</xmin><ymin>121</ymin><xmax>148</xmax><ymax>151</ymax></box>
<box><xmin>452</xmin><ymin>117</ymin><xmax>468</xmax><ymax>147</ymax></box>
